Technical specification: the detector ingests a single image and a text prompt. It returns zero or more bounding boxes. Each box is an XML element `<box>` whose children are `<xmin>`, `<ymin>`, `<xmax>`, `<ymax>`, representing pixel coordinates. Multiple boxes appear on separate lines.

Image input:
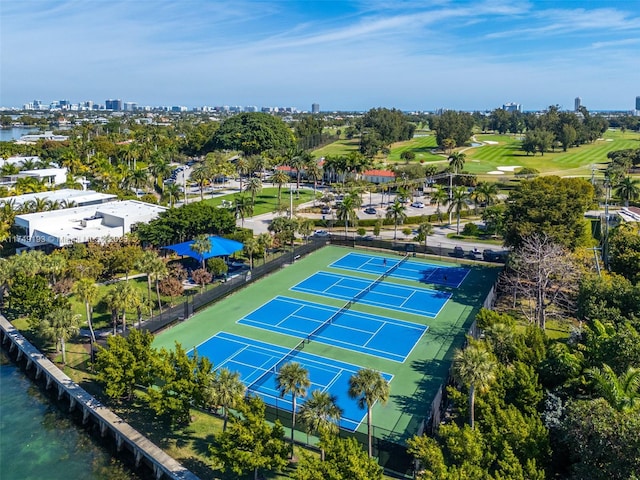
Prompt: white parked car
<box><xmin>411</xmin><ymin>201</ymin><xmax>425</xmax><ymax>208</ymax></box>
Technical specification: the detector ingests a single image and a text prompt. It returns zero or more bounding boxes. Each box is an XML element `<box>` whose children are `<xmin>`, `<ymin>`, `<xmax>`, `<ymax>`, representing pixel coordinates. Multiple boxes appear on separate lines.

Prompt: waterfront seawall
<box><xmin>0</xmin><ymin>314</ymin><xmax>200</xmax><ymax>480</ymax></box>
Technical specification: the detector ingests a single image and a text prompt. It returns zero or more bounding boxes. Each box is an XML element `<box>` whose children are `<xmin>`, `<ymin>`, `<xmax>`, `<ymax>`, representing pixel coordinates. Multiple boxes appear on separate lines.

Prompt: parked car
<box><xmin>483</xmin><ymin>249</ymin><xmax>509</xmax><ymax>262</ymax></box>
<box><xmin>321</xmin><ymin>206</ymin><xmax>332</xmax><ymax>214</ymax></box>
<box><xmin>453</xmin><ymin>246</ymin><xmax>465</xmax><ymax>258</ymax></box>
<box><xmin>411</xmin><ymin>201</ymin><xmax>425</xmax><ymax>208</ymax></box>
<box><xmin>364</xmin><ymin>207</ymin><xmax>377</xmax><ymax>215</ymax></box>
<box><xmin>312</xmin><ymin>230</ymin><xmax>330</xmax><ymax>238</ymax></box>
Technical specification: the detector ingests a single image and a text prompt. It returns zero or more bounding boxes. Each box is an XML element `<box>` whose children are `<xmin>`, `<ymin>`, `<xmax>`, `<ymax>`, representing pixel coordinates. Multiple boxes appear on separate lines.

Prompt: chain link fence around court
<box><xmin>328</xmin><ymin>234</ymin><xmax>508</xmax><ymax>263</ymax></box>
<box><xmin>133</xmin><ymin>236</ymin><xmax>501</xmax><ymax>477</ymax></box>
<box><xmin>136</xmin><ymin>236</ymin><xmax>504</xmax><ymax>335</ymax></box>
<box><xmin>135</xmin><ymin>240</ymin><xmax>328</xmax><ymax>335</ymax></box>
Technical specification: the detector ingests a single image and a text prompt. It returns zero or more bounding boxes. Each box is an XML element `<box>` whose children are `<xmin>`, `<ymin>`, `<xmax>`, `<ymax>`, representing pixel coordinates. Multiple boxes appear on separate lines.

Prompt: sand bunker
<box><xmin>497</xmin><ymin>166</ymin><xmax>521</xmax><ymax>172</ymax></box>
<box><xmin>484</xmin><ymin>140</ymin><xmax>499</xmax><ymax>145</ymax></box>
<box><xmin>488</xmin><ymin>170</ymin><xmax>505</xmax><ymax>175</ymax></box>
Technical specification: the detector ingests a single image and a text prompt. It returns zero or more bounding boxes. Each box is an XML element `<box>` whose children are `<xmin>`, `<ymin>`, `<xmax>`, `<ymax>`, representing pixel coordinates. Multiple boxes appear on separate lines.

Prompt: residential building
<box><xmin>502</xmin><ymin>102</ymin><xmax>522</xmax><ymax>112</ymax></box>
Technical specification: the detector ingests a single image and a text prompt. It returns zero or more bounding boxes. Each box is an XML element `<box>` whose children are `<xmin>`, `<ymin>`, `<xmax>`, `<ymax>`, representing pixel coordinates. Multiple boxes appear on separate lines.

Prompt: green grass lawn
<box><xmin>386</xmin><ymin>134</ymin><xmax>442</xmax><ymax>163</ymax></box>
<box><xmin>202</xmin><ymin>187</ymin><xmax>316</xmax><ymax>216</ymax></box>
<box><xmin>462</xmin><ymin>129</ymin><xmax>640</xmax><ymax>179</ymax></box>
<box><xmin>311</xmin><ymin>138</ymin><xmax>361</xmax><ymax>157</ymax></box>
<box><xmin>310</xmin><ymin>129</ymin><xmax>640</xmax><ymax>181</ymax></box>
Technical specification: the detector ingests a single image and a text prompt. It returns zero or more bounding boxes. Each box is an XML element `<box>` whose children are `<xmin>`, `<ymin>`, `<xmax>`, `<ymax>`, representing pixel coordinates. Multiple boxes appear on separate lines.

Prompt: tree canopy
<box><xmin>502</xmin><ymin>176</ymin><xmax>594</xmax><ymax>250</ymax></box>
<box><xmin>430</xmin><ymin>111</ymin><xmax>475</xmax><ymax>148</ymax></box>
<box><xmin>211</xmin><ymin>112</ymin><xmax>296</xmax><ymax>154</ymax></box>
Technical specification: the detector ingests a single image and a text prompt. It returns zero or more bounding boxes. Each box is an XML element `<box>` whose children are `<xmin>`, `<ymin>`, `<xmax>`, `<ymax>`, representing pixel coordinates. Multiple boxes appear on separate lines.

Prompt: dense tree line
<box><xmin>134</xmin><ymin>201</ymin><xmax>236</xmax><ymax>247</ymax></box>
<box><xmin>429</xmin><ymin>110</ymin><xmax>475</xmax><ymax>149</ymax></box>
<box><xmin>359</xmin><ymin>108</ymin><xmax>416</xmax><ymax>157</ymax></box>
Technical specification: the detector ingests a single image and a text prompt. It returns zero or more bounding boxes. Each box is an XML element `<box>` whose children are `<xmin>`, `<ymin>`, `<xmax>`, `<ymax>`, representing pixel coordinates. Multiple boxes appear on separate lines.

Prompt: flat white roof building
<box><xmin>14</xmin><ymin>200</ymin><xmax>167</xmax><ymax>248</ymax></box>
<box><xmin>0</xmin><ymin>189</ymin><xmax>116</xmax><ymax>209</ymax></box>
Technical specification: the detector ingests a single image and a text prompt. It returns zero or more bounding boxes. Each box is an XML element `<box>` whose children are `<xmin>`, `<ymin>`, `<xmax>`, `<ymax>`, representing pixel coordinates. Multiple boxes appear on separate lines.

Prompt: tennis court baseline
<box><xmin>191</xmin><ymin>332</ymin><xmax>393</xmax><ymax>431</ymax></box>
<box><xmin>330</xmin><ymin>252</ymin><xmax>470</xmax><ymax>288</ymax></box>
<box><xmin>291</xmin><ymin>271</ymin><xmax>451</xmax><ymax>318</ymax></box>
<box><xmin>237</xmin><ymin>296</ymin><xmax>427</xmax><ymax>362</ymax></box>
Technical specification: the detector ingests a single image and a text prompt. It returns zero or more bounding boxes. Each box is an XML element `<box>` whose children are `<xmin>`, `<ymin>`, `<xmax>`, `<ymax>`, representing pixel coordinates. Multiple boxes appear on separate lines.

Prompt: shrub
<box><xmin>462</xmin><ymin>223</ymin><xmax>480</xmax><ymax>236</ymax></box>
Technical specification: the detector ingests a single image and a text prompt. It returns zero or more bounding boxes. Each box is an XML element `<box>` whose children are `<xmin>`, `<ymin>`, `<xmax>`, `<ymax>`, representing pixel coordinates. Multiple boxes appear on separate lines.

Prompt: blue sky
<box><xmin>1</xmin><ymin>0</ymin><xmax>639</xmax><ymax>111</ymax></box>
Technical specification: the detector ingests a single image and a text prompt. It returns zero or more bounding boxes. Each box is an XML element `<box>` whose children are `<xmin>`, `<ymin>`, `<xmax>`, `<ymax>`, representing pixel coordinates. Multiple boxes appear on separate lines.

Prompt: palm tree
<box><xmin>472</xmin><ymin>182</ymin><xmax>499</xmax><ymax>211</ymax></box>
<box><xmin>245</xmin><ymin>176</ymin><xmax>262</xmax><ymax>204</ymax></box>
<box><xmin>107</xmin><ymin>281</ymin><xmax>142</xmax><ymax>334</ymax></box>
<box><xmin>348</xmin><ymin>368</ymin><xmax>390</xmax><ymax>457</ymax></box>
<box><xmin>386</xmin><ymin>200</ymin><xmax>407</xmax><ymax>240</ymax></box>
<box><xmin>243</xmin><ymin>236</ymin><xmax>259</xmax><ymax>268</ymax></box>
<box><xmin>210</xmin><ymin>368</ymin><xmax>246</xmax><ymax>431</ymax></box>
<box><xmin>234</xmin><ymin>193</ymin><xmax>254</xmax><ymax>227</ymax></box>
<box><xmin>453</xmin><ymin>343</ymin><xmax>497</xmax><ymax>429</ymax></box>
<box><xmin>430</xmin><ymin>184</ymin><xmax>449</xmax><ymax>224</ymax></box>
<box><xmin>298</xmin><ymin>390</ymin><xmax>342</xmax><ymax>461</ymax></box>
<box><xmin>448</xmin><ymin>186</ymin><xmax>470</xmax><ymax>234</ymax></box>
<box><xmin>191</xmin><ymin>162</ymin><xmax>210</xmax><ymax>201</ymax></box>
<box><xmin>416</xmin><ymin>222</ymin><xmax>434</xmax><ymax>249</ymax></box>
<box><xmin>276</xmin><ymin>362</ymin><xmax>311</xmax><ymax>457</ymax></box>
<box><xmin>162</xmin><ymin>181</ymin><xmax>180</xmax><ymax>207</ymax></box>
<box><xmin>587</xmin><ymin>363</ymin><xmax>640</xmax><ymax>412</ymax></box>
<box><xmin>148</xmin><ymin>154</ymin><xmax>172</xmax><ymax>191</ymax></box>
<box><xmin>614</xmin><ymin>176</ymin><xmax>640</xmax><ymax>207</ymax></box>
<box><xmin>191</xmin><ymin>234</ymin><xmax>211</xmax><ymax>270</ymax></box>
<box><xmin>235</xmin><ymin>155</ymin><xmax>250</xmax><ymax>192</ymax></box>
<box><xmin>135</xmin><ymin>250</ymin><xmax>166</xmax><ymax>313</ymax></box>
<box><xmin>74</xmin><ymin>278</ymin><xmax>98</xmax><ymax>346</ymax></box>
<box><xmin>336</xmin><ymin>195</ymin><xmax>357</xmax><ymax>236</ymax></box>
<box><xmin>124</xmin><ymin>167</ymin><xmax>149</xmax><ymax>195</ymax></box>
<box><xmin>271</xmin><ymin>169</ymin><xmax>290</xmax><ymax>205</ymax></box>
<box><xmin>448</xmin><ymin>151</ymin><xmax>466</xmax><ymax>174</ymax></box>
<box><xmin>257</xmin><ymin>232</ymin><xmax>273</xmax><ymax>264</ymax></box>
<box><xmin>304</xmin><ymin>158</ymin><xmax>322</xmax><ymax>205</ymax></box>
<box><xmin>287</xmin><ymin>148</ymin><xmax>306</xmax><ymax>197</ymax></box>
<box><xmin>39</xmin><ymin>307</ymin><xmax>82</xmax><ymax>365</ymax></box>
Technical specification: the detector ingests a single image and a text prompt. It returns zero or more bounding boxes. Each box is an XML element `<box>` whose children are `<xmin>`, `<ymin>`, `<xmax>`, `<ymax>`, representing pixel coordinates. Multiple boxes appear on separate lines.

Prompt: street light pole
<box><xmin>289</xmin><ymin>182</ymin><xmax>293</xmax><ymax>220</ymax></box>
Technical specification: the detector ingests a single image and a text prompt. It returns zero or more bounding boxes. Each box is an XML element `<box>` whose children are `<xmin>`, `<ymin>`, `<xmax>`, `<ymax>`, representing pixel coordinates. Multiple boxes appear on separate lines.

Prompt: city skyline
<box><xmin>2</xmin><ymin>1</ymin><xmax>639</xmax><ymax>112</ymax></box>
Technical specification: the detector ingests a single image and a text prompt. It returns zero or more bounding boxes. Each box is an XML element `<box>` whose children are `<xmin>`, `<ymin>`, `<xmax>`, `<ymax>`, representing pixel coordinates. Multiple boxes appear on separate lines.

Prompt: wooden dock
<box><xmin>0</xmin><ymin>315</ymin><xmax>200</xmax><ymax>480</ymax></box>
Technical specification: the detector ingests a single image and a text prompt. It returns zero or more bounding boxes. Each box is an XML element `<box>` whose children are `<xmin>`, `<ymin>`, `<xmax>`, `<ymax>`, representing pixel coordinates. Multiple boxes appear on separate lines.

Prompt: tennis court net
<box><xmin>353</xmin><ymin>254</ymin><xmax>410</xmax><ymax>301</ymax></box>
<box><xmin>248</xmin><ymin>254</ymin><xmax>410</xmax><ymax>391</ymax></box>
<box><xmin>246</xmin><ymin>338</ymin><xmax>306</xmax><ymax>392</ymax></box>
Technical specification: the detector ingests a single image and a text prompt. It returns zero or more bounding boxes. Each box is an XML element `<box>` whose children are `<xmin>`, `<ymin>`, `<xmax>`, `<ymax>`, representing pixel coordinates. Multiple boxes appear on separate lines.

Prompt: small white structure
<box><xmin>18</xmin><ymin>168</ymin><xmax>68</xmax><ymax>187</ymax></box>
<box><xmin>14</xmin><ymin>200</ymin><xmax>167</xmax><ymax>248</ymax></box>
<box><xmin>16</xmin><ymin>131</ymin><xmax>69</xmax><ymax>143</ymax></box>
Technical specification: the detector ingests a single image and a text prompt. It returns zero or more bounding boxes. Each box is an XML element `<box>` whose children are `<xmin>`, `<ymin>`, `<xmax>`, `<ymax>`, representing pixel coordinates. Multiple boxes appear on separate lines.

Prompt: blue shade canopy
<box><xmin>163</xmin><ymin>236</ymin><xmax>244</xmax><ymax>262</ymax></box>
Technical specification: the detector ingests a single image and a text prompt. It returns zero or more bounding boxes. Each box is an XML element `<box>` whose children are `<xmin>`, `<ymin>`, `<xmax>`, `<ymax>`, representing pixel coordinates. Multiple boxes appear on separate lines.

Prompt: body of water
<box><xmin>0</xmin><ymin>127</ymin><xmax>39</xmax><ymax>142</ymax></box>
<box><xmin>0</xmin><ymin>351</ymin><xmax>139</xmax><ymax>480</ymax></box>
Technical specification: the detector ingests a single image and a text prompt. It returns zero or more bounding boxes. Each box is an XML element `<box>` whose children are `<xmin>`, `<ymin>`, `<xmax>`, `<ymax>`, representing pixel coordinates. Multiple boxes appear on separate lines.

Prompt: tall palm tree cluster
<box><xmin>275</xmin><ymin>362</ymin><xmax>389</xmax><ymax>459</ymax></box>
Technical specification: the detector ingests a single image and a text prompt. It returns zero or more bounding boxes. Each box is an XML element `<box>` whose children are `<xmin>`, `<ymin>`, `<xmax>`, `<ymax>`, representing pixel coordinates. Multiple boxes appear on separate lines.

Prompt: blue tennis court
<box><xmin>191</xmin><ymin>332</ymin><xmax>393</xmax><ymax>431</ymax></box>
<box><xmin>291</xmin><ymin>271</ymin><xmax>451</xmax><ymax>318</ymax></box>
<box><xmin>330</xmin><ymin>252</ymin><xmax>470</xmax><ymax>288</ymax></box>
<box><xmin>237</xmin><ymin>296</ymin><xmax>427</xmax><ymax>363</ymax></box>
